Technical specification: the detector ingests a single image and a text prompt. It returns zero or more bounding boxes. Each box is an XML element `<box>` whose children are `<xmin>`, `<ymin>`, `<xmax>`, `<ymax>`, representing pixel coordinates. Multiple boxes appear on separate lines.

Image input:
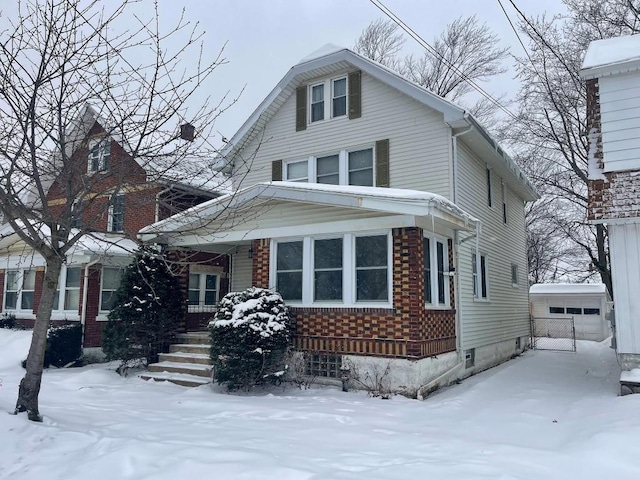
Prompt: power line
<box><xmin>369</xmin><ymin>0</ymin><xmax>519</xmax><ymax>121</ymax></box>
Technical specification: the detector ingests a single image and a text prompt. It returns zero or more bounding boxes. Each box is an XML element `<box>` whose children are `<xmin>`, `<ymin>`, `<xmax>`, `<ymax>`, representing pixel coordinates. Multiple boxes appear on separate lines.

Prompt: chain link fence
<box><xmin>530</xmin><ymin>316</ymin><xmax>577</xmax><ymax>352</ymax></box>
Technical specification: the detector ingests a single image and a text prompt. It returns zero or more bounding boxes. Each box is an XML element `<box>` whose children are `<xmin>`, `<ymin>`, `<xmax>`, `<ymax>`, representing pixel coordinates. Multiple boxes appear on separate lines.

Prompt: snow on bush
<box><xmin>210</xmin><ymin>287</ymin><xmax>292</xmax><ymax>390</ymax></box>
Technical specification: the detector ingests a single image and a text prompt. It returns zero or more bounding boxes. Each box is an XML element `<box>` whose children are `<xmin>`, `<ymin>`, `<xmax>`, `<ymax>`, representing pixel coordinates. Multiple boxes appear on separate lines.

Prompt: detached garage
<box><xmin>530</xmin><ymin>284</ymin><xmax>612</xmax><ymax>341</ymax></box>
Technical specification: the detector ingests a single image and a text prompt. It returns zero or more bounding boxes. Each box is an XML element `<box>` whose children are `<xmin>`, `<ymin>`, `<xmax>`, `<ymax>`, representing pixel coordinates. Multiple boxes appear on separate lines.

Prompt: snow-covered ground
<box><xmin>1</xmin><ymin>329</ymin><xmax>639</xmax><ymax>480</ymax></box>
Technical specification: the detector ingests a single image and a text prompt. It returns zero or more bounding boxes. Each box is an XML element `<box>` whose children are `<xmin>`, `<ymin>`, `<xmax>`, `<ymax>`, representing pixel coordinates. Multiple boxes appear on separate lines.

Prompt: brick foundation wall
<box><xmin>587</xmin><ymin>78</ymin><xmax>640</xmax><ymax>221</ymax></box>
<box><xmin>255</xmin><ymin>227</ymin><xmax>456</xmax><ymax>360</ymax></box>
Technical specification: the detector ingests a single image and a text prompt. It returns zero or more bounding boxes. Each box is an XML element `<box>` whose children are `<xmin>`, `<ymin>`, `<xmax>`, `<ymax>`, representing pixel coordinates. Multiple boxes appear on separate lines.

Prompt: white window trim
<box><xmin>4</xmin><ymin>270</ymin><xmax>35</xmax><ymax>313</ymax></box>
<box><xmin>472</xmin><ymin>252</ymin><xmax>490</xmax><ymax>302</ymax></box>
<box><xmin>187</xmin><ymin>272</ymin><xmax>220</xmax><ymax>313</ymax></box>
<box><xmin>424</xmin><ymin>234</ymin><xmax>451</xmax><ymax>309</ymax></box>
<box><xmin>511</xmin><ymin>263</ymin><xmax>519</xmax><ymax>288</ymax></box>
<box><xmin>108</xmin><ymin>194</ymin><xmax>125</xmax><ymax>232</ymax></box>
<box><xmin>308</xmin><ymin>76</ymin><xmax>348</xmax><ymax>124</ymax></box>
<box><xmin>283</xmin><ymin>145</ymin><xmax>375</xmax><ymax>186</ymax></box>
<box><xmin>270</xmin><ymin>231</ymin><xmax>393</xmax><ymax>308</ymax></box>
<box><xmin>87</xmin><ymin>138</ymin><xmax>110</xmax><ymax>173</ymax></box>
<box><xmin>99</xmin><ymin>266</ymin><xmax>123</xmax><ymax>313</ymax></box>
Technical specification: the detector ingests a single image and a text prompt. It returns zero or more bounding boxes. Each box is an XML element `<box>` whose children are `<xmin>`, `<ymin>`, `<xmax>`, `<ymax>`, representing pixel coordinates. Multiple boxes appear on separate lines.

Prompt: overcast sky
<box><xmin>1</xmin><ymin>0</ymin><xmax>568</xmax><ymax>146</ymax></box>
<box><xmin>161</xmin><ymin>0</ymin><xmax>568</xmax><ymax>144</ymax></box>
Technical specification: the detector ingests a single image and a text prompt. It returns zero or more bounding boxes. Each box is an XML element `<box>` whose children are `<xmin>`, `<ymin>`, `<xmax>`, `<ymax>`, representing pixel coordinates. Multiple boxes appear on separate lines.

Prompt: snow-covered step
<box><xmin>175</xmin><ymin>332</ymin><xmax>210</xmax><ymax>345</ymax></box>
<box><xmin>148</xmin><ymin>361</ymin><xmax>212</xmax><ymax>378</ymax></box>
<box><xmin>169</xmin><ymin>343</ymin><xmax>210</xmax><ymax>355</ymax></box>
<box><xmin>140</xmin><ymin>371</ymin><xmax>211</xmax><ymax>388</ymax></box>
<box><xmin>158</xmin><ymin>352</ymin><xmax>211</xmax><ymax>365</ymax></box>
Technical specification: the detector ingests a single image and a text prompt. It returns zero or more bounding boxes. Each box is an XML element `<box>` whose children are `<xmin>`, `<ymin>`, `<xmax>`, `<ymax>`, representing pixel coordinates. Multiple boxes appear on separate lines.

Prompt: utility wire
<box><xmin>369</xmin><ymin>0</ymin><xmax>519</xmax><ymax>121</ymax></box>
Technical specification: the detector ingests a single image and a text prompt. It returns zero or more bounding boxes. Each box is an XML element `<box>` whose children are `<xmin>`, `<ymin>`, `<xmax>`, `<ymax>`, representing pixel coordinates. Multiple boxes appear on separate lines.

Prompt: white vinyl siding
<box><xmin>231</xmin><ymin>246</ymin><xmax>253</xmax><ymax>292</ymax></box>
<box><xmin>233</xmin><ymin>72</ymin><xmax>452</xmax><ymax>197</ymax></box>
<box><xmin>599</xmin><ymin>73</ymin><xmax>640</xmax><ymax>172</ymax></box>
<box><xmin>456</xmin><ymin>141</ymin><xmax>530</xmax><ymax>350</ymax></box>
<box><xmin>609</xmin><ymin>222</ymin><xmax>640</xmax><ymax>353</ymax></box>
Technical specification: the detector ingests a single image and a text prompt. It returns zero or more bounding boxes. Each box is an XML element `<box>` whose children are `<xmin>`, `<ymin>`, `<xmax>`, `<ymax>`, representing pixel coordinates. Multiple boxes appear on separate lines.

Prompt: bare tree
<box><xmin>0</xmin><ymin>0</ymin><xmax>233</xmax><ymax>421</ymax></box>
<box><xmin>502</xmin><ymin>0</ymin><xmax>640</xmax><ymax>295</ymax></box>
<box><xmin>354</xmin><ymin>16</ymin><xmax>509</xmax><ymax>124</ymax></box>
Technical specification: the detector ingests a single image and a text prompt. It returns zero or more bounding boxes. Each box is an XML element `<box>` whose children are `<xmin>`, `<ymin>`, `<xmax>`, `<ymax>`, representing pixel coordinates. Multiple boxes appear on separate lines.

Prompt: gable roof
<box><xmin>64</xmin><ymin>103</ymin><xmax>230</xmax><ymax>196</ymax></box>
<box><xmin>220</xmin><ymin>46</ymin><xmax>537</xmax><ymax>202</ymax></box>
<box><xmin>138</xmin><ymin>181</ymin><xmax>479</xmax><ymax>245</ymax></box>
<box><xmin>581</xmin><ymin>34</ymin><xmax>640</xmax><ymax>79</ymax></box>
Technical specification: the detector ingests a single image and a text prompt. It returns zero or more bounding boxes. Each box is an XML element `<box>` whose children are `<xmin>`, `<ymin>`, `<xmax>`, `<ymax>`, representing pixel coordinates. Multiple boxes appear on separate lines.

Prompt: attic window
<box><xmin>309</xmin><ymin>76</ymin><xmax>347</xmax><ymax>123</ymax></box>
<box><xmin>88</xmin><ymin>140</ymin><xmax>110</xmax><ymax>173</ymax></box>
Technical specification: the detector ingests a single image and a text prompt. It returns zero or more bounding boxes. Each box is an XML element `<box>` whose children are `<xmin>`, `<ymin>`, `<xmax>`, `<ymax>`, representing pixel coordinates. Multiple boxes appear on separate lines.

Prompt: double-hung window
<box><xmin>284</xmin><ymin>147</ymin><xmax>374</xmax><ymax>186</ymax></box>
<box><xmin>188</xmin><ymin>273</ymin><xmax>219</xmax><ymax>310</ymax></box>
<box><xmin>276</xmin><ymin>241</ymin><xmax>304</xmax><ymax>302</ymax></box>
<box><xmin>63</xmin><ymin>267</ymin><xmax>81</xmax><ymax>311</ymax></box>
<box><xmin>100</xmin><ymin>267</ymin><xmax>123</xmax><ymax>311</ymax></box>
<box><xmin>355</xmin><ymin>235</ymin><xmax>388</xmax><ymax>302</ymax></box>
<box><xmin>309</xmin><ymin>76</ymin><xmax>347</xmax><ymax>123</ymax></box>
<box><xmin>314</xmin><ymin>238</ymin><xmax>343</xmax><ymax>301</ymax></box>
<box><xmin>424</xmin><ymin>236</ymin><xmax>450</xmax><ymax>306</ymax></box>
<box><xmin>4</xmin><ymin>270</ymin><xmax>36</xmax><ymax>311</ymax></box>
<box><xmin>109</xmin><ymin>194</ymin><xmax>125</xmax><ymax>232</ymax></box>
<box><xmin>472</xmin><ymin>253</ymin><xmax>488</xmax><ymax>300</ymax></box>
<box><xmin>275</xmin><ymin>233</ymin><xmax>390</xmax><ymax>305</ymax></box>
<box><xmin>88</xmin><ymin>139</ymin><xmax>110</xmax><ymax>172</ymax></box>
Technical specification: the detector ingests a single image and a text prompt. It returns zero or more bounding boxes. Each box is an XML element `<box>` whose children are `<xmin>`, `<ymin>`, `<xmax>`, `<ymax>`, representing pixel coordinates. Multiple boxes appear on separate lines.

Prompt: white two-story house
<box><xmin>141</xmin><ymin>46</ymin><xmax>538</xmax><ymax>396</ymax></box>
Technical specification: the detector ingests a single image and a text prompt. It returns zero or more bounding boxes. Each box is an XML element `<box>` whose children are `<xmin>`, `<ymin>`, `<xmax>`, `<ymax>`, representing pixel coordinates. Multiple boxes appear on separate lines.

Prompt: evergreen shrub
<box><xmin>44</xmin><ymin>323</ymin><xmax>83</xmax><ymax>368</ymax></box>
<box><xmin>102</xmin><ymin>247</ymin><xmax>183</xmax><ymax>368</ymax></box>
<box><xmin>210</xmin><ymin>287</ymin><xmax>292</xmax><ymax>390</ymax></box>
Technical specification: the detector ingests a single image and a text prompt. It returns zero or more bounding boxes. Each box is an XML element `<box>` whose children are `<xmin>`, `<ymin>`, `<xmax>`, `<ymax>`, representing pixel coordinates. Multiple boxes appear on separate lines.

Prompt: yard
<box><xmin>1</xmin><ymin>329</ymin><xmax>639</xmax><ymax>479</ymax></box>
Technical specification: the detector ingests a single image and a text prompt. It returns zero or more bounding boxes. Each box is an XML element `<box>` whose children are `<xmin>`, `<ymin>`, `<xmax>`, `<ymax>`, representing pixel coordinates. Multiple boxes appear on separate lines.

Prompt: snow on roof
<box><xmin>299</xmin><ymin>44</ymin><xmax>346</xmax><ymax>63</ymax></box>
<box><xmin>581</xmin><ymin>34</ymin><xmax>640</xmax><ymax>77</ymax></box>
<box><xmin>529</xmin><ymin>283</ymin><xmax>607</xmax><ymax>296</ymax></box>
<box><xmin>147</xmin><ymin>157</ymin><xmax>232</xmax><ymax>194</ymax></box>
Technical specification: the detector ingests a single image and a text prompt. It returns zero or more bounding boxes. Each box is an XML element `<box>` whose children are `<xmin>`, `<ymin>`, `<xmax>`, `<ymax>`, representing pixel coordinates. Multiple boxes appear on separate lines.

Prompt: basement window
<box><xmin>305</xmin><ymin>354</ymin><xmax>342</xmax><ymax>378</ymax></box>
<box><xmin>465</xmin><ymin>348</ymin><xmax>475</xmax><ymax>369</ymax></box>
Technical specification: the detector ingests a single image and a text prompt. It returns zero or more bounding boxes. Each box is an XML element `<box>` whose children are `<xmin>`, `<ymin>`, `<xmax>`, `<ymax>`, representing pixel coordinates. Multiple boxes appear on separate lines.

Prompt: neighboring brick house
<box><xmin>0</xmin><ymin>104</ymin><xmax>230</xmax><ymax>353</ymax></box>
<box><xmin>581</xmin><ymin>35</ymin><xmax>640</xmax><ymax>394</ymax></box>
<box><xmin>141</xmin><ymin>46</ymin><xmax>538</xmax><ymax>396</ymax></box>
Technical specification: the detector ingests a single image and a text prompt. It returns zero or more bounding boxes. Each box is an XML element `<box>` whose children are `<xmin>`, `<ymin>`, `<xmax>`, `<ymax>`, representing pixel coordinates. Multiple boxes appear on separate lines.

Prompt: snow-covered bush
<box><xmin>210</xmin><ymin>287</ymin><xmax>293</xmax><ymax>390</ymax></box>
<box><xmin>45</xmin><ymin>323</ymin><xmax>83</xmax><ymax>368</ymax></box>
<box><xmin>102</xmin><ymin>247</ymin><xmax>183</xmax><ymax>368</ymax></box>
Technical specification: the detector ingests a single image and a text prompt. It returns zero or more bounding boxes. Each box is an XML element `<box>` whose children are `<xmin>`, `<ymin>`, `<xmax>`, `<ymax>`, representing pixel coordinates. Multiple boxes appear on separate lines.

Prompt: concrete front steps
<box><xmin>140</xmin><ymin>332</ymin><xmax>212</xmax><ymax>387</ymax></box>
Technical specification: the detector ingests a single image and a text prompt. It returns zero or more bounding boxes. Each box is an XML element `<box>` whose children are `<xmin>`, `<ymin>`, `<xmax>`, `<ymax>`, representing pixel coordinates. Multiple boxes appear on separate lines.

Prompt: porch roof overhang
<box><xmin>139</xmin><ymin>182</ymin><xmax>480</xmax><ymax>250</ymax></box>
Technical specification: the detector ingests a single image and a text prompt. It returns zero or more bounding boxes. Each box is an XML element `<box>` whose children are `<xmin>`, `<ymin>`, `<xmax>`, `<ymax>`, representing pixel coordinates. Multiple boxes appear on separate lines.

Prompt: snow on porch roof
<box><xmin>138</xmin><ymin>181</ymin><xmax>479</xmax><ymax>243</ymax></box>
<box><xmin>529</xmin><ymin>283</ymin><xmax>607</xmax><ymax>296</ymax></box>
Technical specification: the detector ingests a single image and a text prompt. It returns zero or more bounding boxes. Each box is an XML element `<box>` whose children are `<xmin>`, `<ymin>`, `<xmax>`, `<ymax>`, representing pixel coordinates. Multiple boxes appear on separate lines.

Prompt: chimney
<box><xmin>180</xmin><ymin>123</ymin><xmax>195</xmax><ymax>142</ymax></box>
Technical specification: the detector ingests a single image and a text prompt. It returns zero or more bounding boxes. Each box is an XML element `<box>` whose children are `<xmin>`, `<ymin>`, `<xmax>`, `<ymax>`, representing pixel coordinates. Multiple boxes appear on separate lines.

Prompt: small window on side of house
<box><xmin>511</xmin><ymin>264</ymin><xmax>519</xmax><ymax>286</ymax></box>
<box><xmin>332</xmin><ymin>78</ymin><xmax>347</xmax><ymax>118</ymax></box>
<box><xmin>108</xmin><ymin>194</ymin><xmax>125</xmax><ymax>232</ymax></box>
<box><xmin>502</xmin><ymin>181</ymin><xmax>507</xmax><ymax>224</ymax></box>
<box><xmin>88</xmin><ymin>140</ymin><xmax>110</xmax><ymax>173</ymax></box>
<box><xmin>486</xmin><ymin>168</ymin><xmax>492</xmax><ymax>207</ymax></box>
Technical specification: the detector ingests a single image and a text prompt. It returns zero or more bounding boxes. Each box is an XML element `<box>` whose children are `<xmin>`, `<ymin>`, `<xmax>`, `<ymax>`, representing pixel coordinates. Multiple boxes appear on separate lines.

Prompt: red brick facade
<box><xmin>587</xmin><ymin>78</ymin><xmax>640</xmax><ymax>221</ymax></box>
<box><xmin>252</xmin><ymin>227</ymin><xmax>456</xmax><ymax>360</ymax></box>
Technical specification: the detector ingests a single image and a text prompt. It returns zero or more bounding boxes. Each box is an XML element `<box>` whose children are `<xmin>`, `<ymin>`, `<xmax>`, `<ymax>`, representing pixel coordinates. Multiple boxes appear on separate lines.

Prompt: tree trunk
<box><xmin>595</xmin><ymin>224</ymin><xmax>613</xmax><ymax>300</ymax></box>
<box><xmin>14</xmin><ymin>256</ymin><xmax>63</xmax><ymax>421</ymax></box>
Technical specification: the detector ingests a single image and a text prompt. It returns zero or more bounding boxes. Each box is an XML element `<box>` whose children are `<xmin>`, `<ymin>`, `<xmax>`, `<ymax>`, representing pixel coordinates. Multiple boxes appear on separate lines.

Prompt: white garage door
<box><xmin>546</xmin><ymin>296</ymin><xmax>608</xmax><ymax>341</ymax></box>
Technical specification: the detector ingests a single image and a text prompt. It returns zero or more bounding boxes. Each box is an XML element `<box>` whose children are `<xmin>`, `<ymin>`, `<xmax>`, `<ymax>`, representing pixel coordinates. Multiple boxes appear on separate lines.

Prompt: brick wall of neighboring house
<box><xmin>252</xmin><ymin>227</ymin><xmax>456</xmax><ymax>360</ymax></box>
<box><xmin>587</xmin><ymin>78</ymin><xmax>640</xmax><ymax>221</ymax></box>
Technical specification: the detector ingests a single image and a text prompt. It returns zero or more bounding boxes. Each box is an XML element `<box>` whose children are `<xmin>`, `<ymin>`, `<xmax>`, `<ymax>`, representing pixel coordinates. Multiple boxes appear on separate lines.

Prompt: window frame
<box><xmin>4</xmin><ymin>270</ymin><xmax>21</xmax><ymax>311</ymax></box>
<box><xmin>3</xmin><ymin>269</ymin><xmax>39</xmax><ymax>312</ymax></box>
<box><xmin>472</xmin><ymin>252</ymin><xmax>489</xmax><ymax>301</ymax></box>
<box><xmin>283</xmin><ymin>146</ymin><xmax>375</xmax><ymax>186</ymax></box>
<box><xmin>308</xmin><ymin>76</ymin><xmax>348</xmax><ymax>124</ymax></box>
<box><xmin>108</xmin><ymin>193</ymin><xmax>125</xmax><ymax>232</ymax></box>
<box><xmin>486</xmin><ymin>167</ymin><xmax>493</xmax><ymax>207</ymax></box>
<box><xmin>187</xmin><ymin>272</ymin><xmax>220</xmax><ymax>312</ymax></box>
<box><xmin>99</xmin><ymin>267</ymin><xmax>123</xmax><ymax>312</ymax></box>
<box><xmin>424</xmin><ymin>234</ymin><xmax>450</xmax><ymax>308</ymax></box>
<box><xmin>511</xmin><ymin>263</ymin><xmax>519</xmax><ymax>287</ymax></box>
<box><xmin>88</xmin><ymin>138</ymin><xmax>111</xmax><ymax>173</ymax></box>
<box><xmin>271</xmin><ymin>231</ymin><xmax>392</xmax><ymax>307</ymax></box>
<box><xmin>501</xmin><ymin>181</ymin><xmax>508</xmax><ymax>224</ymax></box>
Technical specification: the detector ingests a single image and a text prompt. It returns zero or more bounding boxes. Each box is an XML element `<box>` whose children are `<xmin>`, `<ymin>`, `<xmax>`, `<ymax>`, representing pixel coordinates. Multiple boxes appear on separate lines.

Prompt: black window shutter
<box><xmin>296</xmin><ymin>86</ymin><xmax>307</xmax><ymax>132</ymax></box>
<box><xmin>272</xmin><ymin>160</ymin><xmax>283</xmax><ymax>181</ymax></box>
<box><xmin>348</xmin><ymin>70</ymin><xmax>362</xmax><ymax>119</ymax></box>
<box><xmin>375</xmin><ymin>139</ymin><xmax>389</xmax><ymax>187</ymax></box>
